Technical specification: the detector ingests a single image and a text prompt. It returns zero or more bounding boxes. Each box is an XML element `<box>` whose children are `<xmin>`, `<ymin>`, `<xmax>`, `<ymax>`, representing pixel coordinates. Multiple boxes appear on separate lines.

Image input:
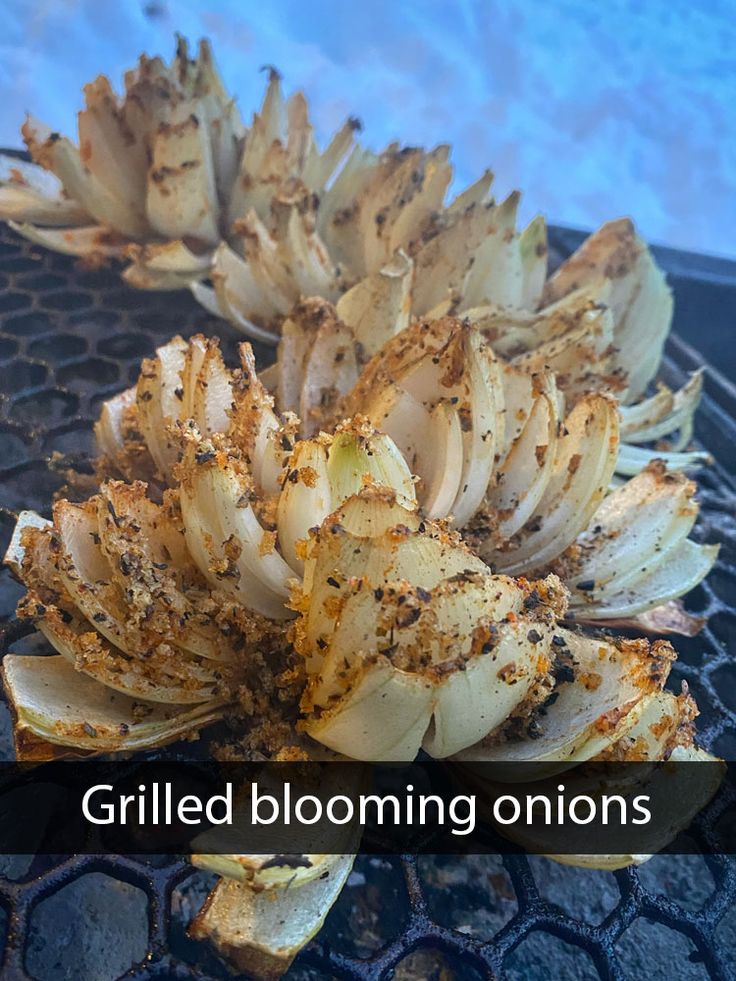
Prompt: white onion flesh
<box><xmin>616</xmin><ymin>443</ymin><xmax>711</xmax><ymax>476</ymax></box>
<box><xmin>488</xmin><ymin>371</ymin><xmax>558</xmax><ymax>540</ymax></box>
<box><xmin>492</xmin><ymin>394</ymin><xmax>619</xmax><ymax>574</ymax></box>
<box><xmin>620</xmin><ymin>371</ymin><xmax>703</xmax><ymax>450</ymax></box>
<box><xmin>2</xmin><ymin>654</ymin><xmax>227</xmax><ymax>758</ymax></box>
<box><xmin>571</xmin><ymin>539</ymin><xmax>718</xmax><ymax>619</ymax></box>
<box><xmin>348</xmin><ymin>318</ymin><xmax>503</xmax><ymax>526</ymax></box>
<box><xmin>562</xmin><ymin>462</ymin><xmax>710</xmax><ymax>616</ymax></box>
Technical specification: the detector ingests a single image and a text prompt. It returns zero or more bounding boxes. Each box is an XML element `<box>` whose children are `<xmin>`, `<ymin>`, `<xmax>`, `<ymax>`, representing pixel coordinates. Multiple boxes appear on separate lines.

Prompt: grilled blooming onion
<box><xmin>0</xmin><ymin>28</ymin><xmax>710</xmax><ymax>468</ymax></box>
<box><xmin>0</xmin><ymin>39</ymin><xmax>361</xmax><ymax>295</ymax></box>
<box><xmin>96</xmin><ymin>333</ymin><xmax>717</xmax><ymax>629</ymax></box>
<box><xmin>6</xmin><ymin>329</ymin><xmax>715</xmax><ymax>754</ymax></box>
<box><xmin>3</xmin><ymin>339</ymin><xmax>722</xmax><ymax>975</ymax></box>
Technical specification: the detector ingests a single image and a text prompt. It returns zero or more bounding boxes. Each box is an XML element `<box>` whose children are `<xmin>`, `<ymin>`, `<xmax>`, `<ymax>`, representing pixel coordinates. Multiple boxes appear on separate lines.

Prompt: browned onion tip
<box><xmin>189</xmin><ymin>855</ymin><xmax>354</xmax><ymax>979</ymax></box>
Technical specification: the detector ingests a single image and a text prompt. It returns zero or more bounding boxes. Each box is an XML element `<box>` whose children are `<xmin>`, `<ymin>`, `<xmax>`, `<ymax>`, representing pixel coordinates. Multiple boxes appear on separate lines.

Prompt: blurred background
<box><xmin>1</xmin><ymin>0</ymin><xmax>734</xmax><ymax>257</ymax></box>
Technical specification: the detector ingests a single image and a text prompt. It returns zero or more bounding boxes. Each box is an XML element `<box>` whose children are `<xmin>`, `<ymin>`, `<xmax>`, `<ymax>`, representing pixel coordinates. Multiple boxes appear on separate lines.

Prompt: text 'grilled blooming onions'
<box><xmin>0</xmin><ymin>34</ymin><xmax>724</xmax><ymax>980</ymax></box>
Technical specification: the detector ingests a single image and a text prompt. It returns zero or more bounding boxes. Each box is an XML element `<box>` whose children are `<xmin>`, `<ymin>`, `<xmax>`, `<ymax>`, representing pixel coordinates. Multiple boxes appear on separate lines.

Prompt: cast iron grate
<box><xmin>0</xmin><ymin>218</ymin><xmax>734</xmax><ymax>980</ymax></box>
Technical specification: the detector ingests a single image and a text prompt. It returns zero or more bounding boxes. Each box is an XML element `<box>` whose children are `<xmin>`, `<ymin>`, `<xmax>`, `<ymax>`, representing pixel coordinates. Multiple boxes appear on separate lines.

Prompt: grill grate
<box><xmin>0</xmin><ymin>219</ymin><xmax>735</xmax><ymax>980</ymax></box>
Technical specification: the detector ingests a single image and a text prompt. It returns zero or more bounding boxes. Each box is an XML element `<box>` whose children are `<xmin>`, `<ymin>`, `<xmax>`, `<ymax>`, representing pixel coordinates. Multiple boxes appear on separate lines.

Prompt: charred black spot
<box><xmin>260</xmin><ymin>854</ymin><xmax>312</xmax><ymax>870</ymax></box>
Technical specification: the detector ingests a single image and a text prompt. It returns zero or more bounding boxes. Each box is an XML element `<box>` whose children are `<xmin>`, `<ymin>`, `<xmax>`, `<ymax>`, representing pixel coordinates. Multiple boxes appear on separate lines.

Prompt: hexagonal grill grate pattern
<box><xmin>0</xmin><ymin>220</ymin><xmax>735</xmax><ymax>980</ymax></box>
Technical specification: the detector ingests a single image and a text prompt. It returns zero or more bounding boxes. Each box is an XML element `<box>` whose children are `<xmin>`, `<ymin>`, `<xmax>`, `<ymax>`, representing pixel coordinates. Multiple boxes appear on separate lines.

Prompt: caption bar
<box><xmin>0</xmin><ymin>760</ymin><xmax>731</xmax><ymax>855</ymax></box>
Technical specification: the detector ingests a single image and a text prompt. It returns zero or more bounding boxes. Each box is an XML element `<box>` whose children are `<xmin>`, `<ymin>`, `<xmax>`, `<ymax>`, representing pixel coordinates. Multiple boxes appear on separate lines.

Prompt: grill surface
<box><xmin>0</xmin><ymin>220</ymin><xmax>734</xmax><ymax>980</ymax></box>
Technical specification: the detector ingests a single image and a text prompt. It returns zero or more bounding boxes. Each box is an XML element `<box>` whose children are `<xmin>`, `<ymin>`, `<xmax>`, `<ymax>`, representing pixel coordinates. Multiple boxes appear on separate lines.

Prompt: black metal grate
<box><xmin>0</xmin><ymin>219</ymin><xmax>735</xmax><ymax>980</ymax></box>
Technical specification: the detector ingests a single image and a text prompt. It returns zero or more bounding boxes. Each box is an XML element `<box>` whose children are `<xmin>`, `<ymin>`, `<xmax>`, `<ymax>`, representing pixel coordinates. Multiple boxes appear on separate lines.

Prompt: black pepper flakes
<box><xmin>524</xmin><ymin>589</ymin><xmax>542</xmax><ymax>611</ymax></box>
<box><xmin>106</xmin><ymin>499</ymin><xmax>121</xmax><ymax>527</ymax></box>
<box><xmin>552</xmin><ymin>652</ymin><xmax>575</xmax><ymax>685</ymax></box>
<box><xmin>396</xmin><ymin>606</ymin><xmax>421</xmax><ymax>628</ymax></box>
